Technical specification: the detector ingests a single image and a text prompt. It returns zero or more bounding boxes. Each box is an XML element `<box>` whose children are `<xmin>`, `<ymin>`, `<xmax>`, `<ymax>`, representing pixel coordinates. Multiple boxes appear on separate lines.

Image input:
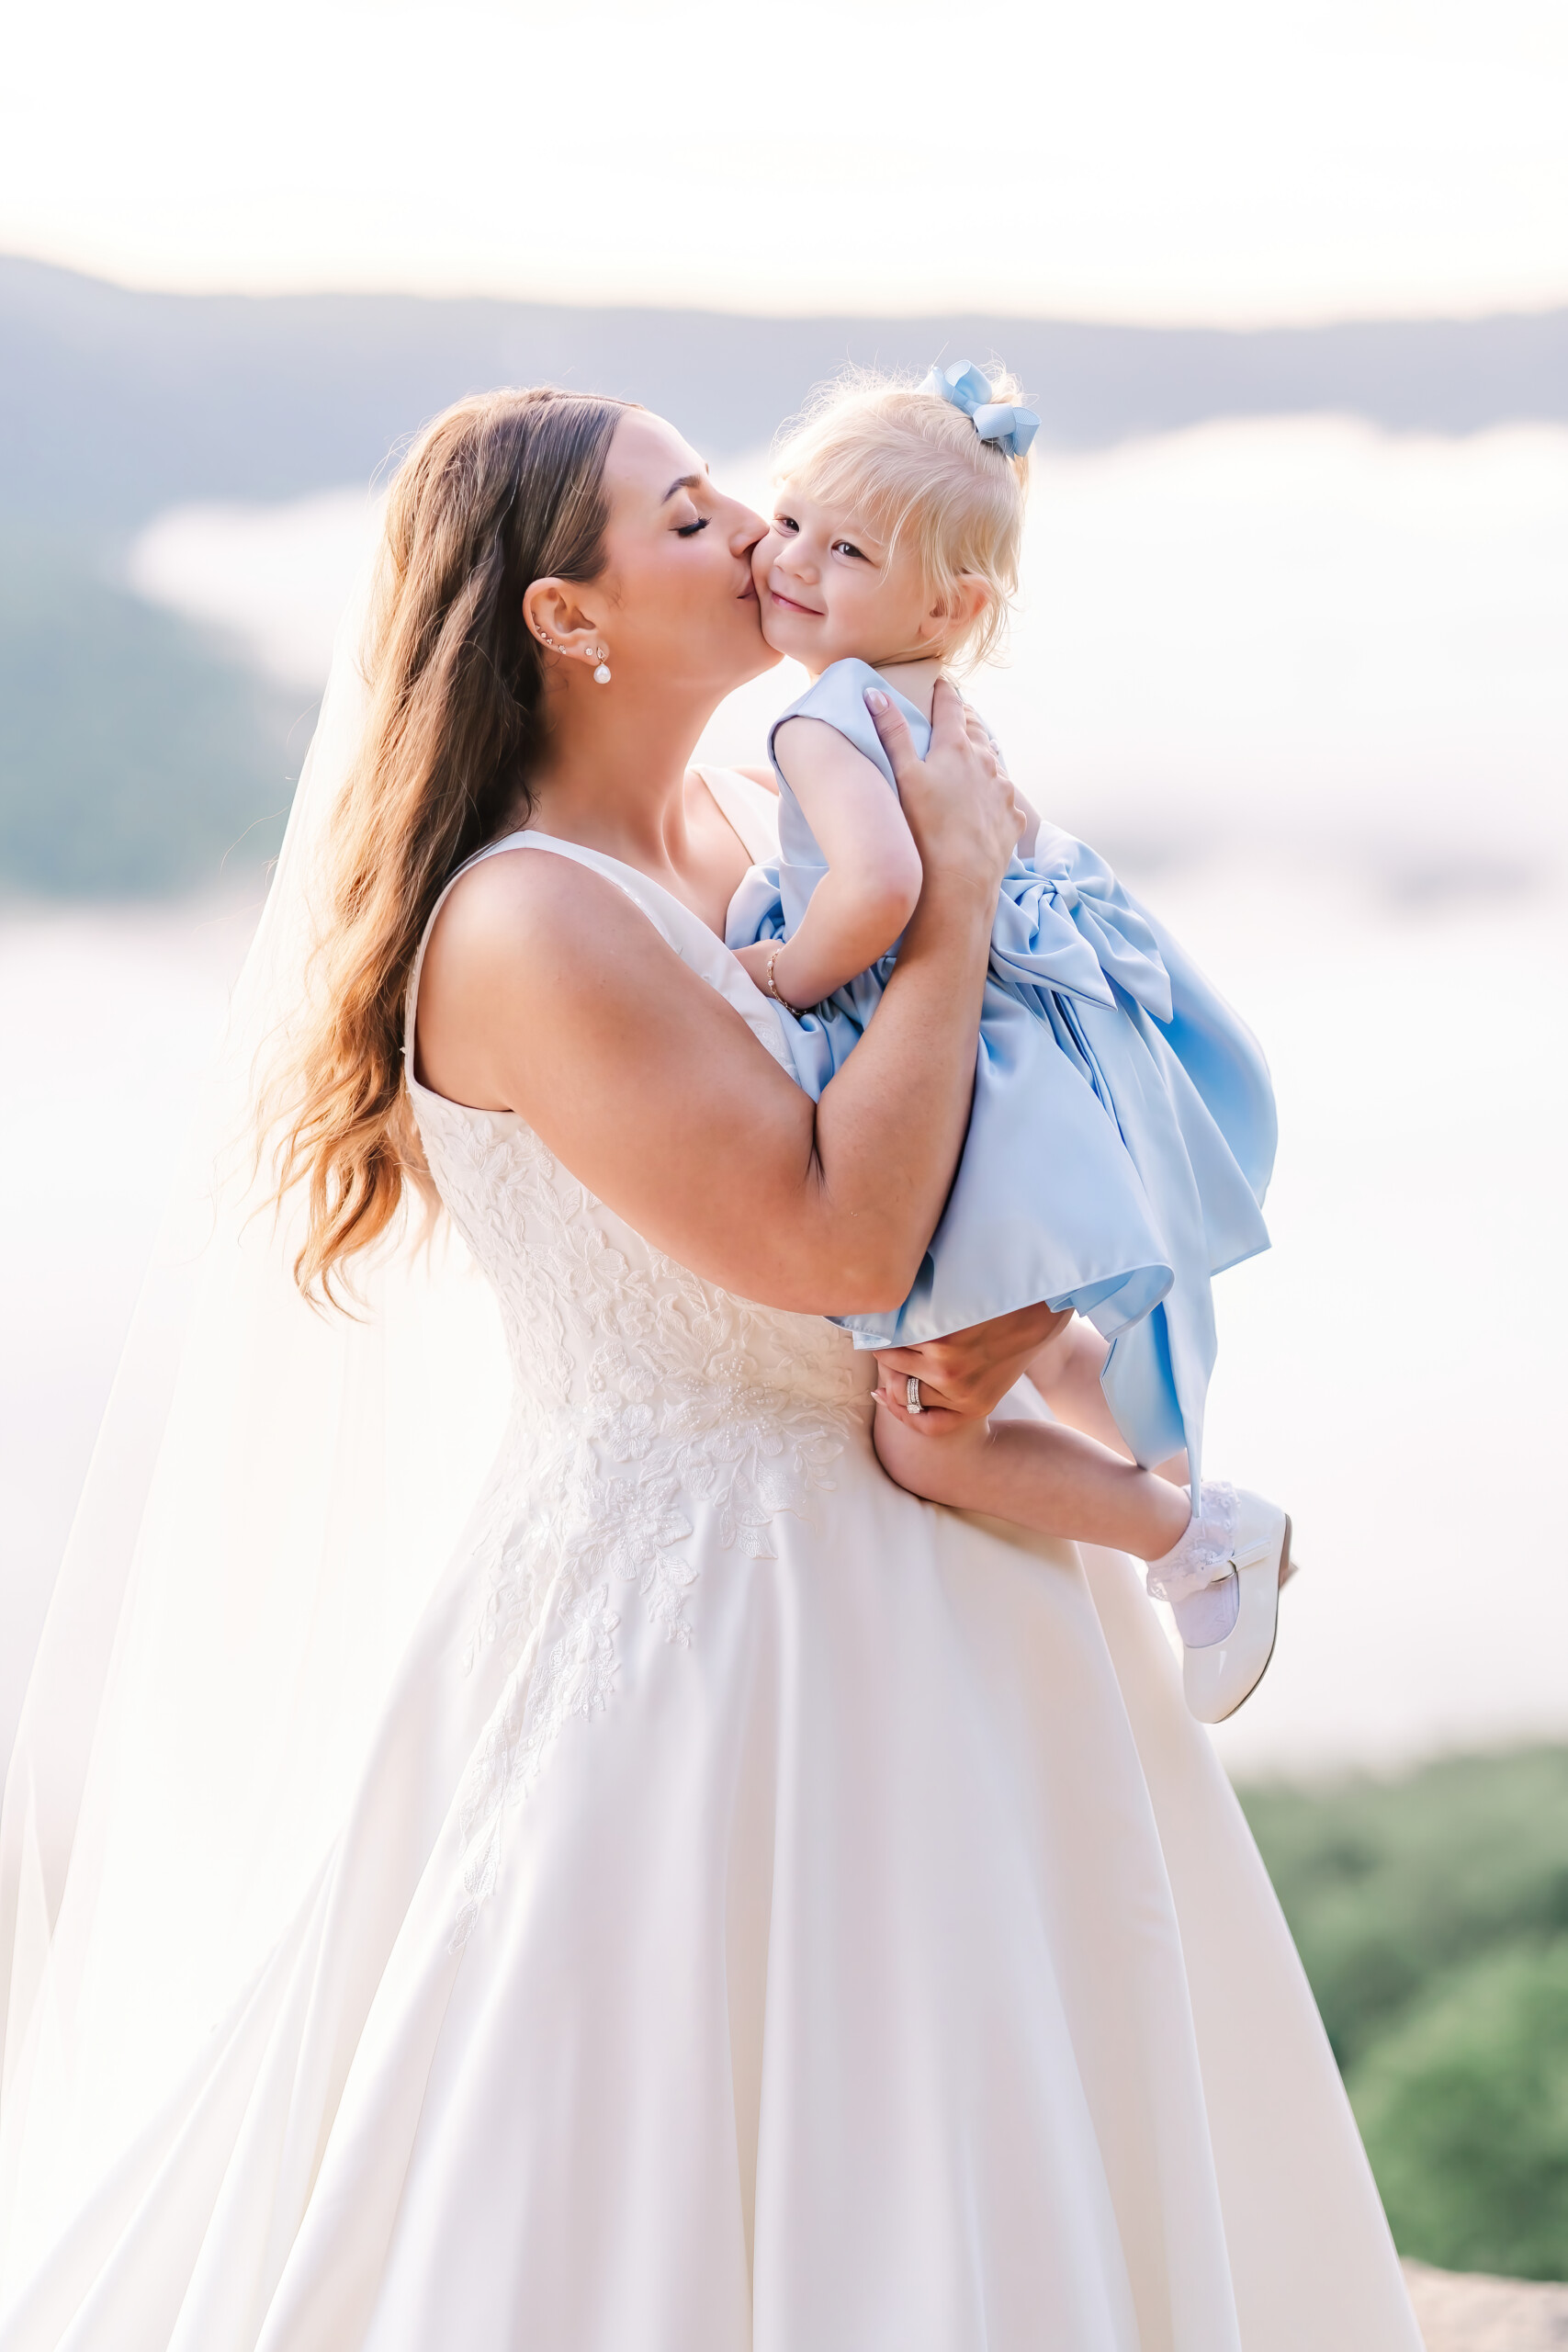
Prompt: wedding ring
<box><xmin>906</xmin><ymin>1375</ymin><xmax>924</xmax><ymax>1415</ymax></box>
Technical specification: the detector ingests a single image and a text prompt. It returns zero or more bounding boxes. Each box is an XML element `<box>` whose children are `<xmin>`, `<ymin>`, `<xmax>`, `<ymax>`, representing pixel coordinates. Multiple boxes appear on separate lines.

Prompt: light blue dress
<box><xmin>726</xmin><ymin>658</ymin><xmax>1278</xmax><ymax>1484</ymax></box>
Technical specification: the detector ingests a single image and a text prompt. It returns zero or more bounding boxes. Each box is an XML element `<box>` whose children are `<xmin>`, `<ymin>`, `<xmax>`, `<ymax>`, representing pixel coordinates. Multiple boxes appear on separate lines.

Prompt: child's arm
<box><xmin>737</xmin><ymin>717</ymin><xmax>923</xmax><ymax>1009</ymax></box>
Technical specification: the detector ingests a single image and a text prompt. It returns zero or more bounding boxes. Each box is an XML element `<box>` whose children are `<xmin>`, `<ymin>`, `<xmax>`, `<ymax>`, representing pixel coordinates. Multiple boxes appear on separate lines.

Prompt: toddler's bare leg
<box><xmin>1026</xmin><ymin>1318</ymin><xmax>1189</xmax><ymax>1486</ymax></box>
<box><xmin>873</xmin><ymin>1395</ymin><xmax>1190</xmax><ymax>1560</ymax></box>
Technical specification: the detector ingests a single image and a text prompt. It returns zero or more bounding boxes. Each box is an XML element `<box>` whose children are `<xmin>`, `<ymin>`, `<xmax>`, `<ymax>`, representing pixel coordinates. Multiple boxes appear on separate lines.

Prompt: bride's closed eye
<box><xmin>675</xmin><ymin>515</ymin><xmax>710</xmax><ymax>538</ymax></box>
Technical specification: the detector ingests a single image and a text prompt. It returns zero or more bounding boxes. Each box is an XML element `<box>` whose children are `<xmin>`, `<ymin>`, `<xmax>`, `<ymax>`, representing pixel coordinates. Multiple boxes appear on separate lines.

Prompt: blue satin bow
<box><xmin>989</xmin><ymin>834</ymin><xmax>1175</xmax><ymax>1024</ymax></box>
<box><xmin>923</xmin><ymin>360</ymin><xmax>1041</xmax><ymax>459</ymax></box>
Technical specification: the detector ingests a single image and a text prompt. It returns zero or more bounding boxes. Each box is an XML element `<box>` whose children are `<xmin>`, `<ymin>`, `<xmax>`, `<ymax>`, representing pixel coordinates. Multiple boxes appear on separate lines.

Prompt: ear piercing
<box><xmin>531</xmin><ymin>628</ymin><xmax>610</xmax><ymax>684</ymax></box>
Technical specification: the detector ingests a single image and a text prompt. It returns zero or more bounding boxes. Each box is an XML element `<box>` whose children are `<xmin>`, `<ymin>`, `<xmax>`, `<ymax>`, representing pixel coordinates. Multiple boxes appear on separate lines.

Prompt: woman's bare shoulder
<box><xmin>421</xmin><ymin>842</ymin><xmax>675</xmax><ymax>1035</ymax></box>
<box><xmin>427</xmin><ymin>839</ymin><xmax>644</xmax><ymax>970</ymax></box>
<box><xmin>414</xmin><ymin>842</ymin><xmax>694</xmax><ymax>1108</ymax></box>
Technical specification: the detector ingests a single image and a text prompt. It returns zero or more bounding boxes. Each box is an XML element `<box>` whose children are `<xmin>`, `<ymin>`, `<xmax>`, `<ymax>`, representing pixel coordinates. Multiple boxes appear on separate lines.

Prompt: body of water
<box><xmin>8</xmin><ymin>413</ymin><xmax>1564</xmax><ymax>1781</ymax></box>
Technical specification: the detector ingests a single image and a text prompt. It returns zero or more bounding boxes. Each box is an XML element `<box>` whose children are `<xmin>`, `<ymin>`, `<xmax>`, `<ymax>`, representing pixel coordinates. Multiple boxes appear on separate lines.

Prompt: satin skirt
<box><xmin>0</xmin><ymin>1386</ymin><xmax>1418</xmax><ymax>2352</ymax></box>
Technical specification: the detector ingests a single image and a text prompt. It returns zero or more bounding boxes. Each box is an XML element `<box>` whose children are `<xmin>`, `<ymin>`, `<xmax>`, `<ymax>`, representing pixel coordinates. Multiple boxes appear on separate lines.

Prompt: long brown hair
<box><xmin>272</xmin><ymin>386</ymin><xmax>627</xmax><ymax>1302</ymax></box>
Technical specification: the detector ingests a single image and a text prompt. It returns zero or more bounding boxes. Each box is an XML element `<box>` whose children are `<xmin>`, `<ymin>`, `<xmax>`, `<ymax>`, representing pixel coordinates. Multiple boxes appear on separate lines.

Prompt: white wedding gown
<box><xmin>0</xmin><ymin>773</ymin><xmax>1420</xmax><ymax>2351</ymax></box>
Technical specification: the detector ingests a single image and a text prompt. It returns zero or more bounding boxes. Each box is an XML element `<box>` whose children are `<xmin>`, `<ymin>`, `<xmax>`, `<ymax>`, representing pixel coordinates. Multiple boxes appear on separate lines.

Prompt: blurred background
<box><xmin>2</xmin><ymin>0</ymin><xmax>1565</xmax><ymax>2307</ymax></box>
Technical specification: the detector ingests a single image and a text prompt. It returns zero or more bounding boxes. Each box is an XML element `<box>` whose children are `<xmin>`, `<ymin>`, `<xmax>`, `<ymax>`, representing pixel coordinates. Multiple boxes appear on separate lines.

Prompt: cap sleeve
<box><xmin>766</xmin><ymin>659</ymin><xmax>930</xmax><ymax>794</ymax></box>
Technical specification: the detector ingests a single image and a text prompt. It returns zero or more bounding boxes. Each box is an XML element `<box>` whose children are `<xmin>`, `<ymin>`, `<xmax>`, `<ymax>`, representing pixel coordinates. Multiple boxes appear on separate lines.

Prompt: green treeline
<box><xmin>0</xmin><ymin>533</ymin><xmax>305</xmax><ymax>896</ymax></box>
<box><xmin>1242</xmin><ymin>1747</ymin><xmax>1568</xmax><ymax>2280</ymax></box>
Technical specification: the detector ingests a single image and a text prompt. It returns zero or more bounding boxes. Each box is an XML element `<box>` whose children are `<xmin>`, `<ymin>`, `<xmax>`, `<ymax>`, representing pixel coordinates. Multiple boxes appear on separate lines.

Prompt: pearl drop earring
<box><xmin>591</xmin><ymin>646</ymin><xmax>612</xmax><ymax>685</ymax></box>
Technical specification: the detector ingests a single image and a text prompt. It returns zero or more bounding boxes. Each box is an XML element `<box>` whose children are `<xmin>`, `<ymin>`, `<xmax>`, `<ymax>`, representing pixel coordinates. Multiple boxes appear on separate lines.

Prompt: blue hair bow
<box><xmin>922</xmin><ymin>360</ymin><xmax>1040</xmax><ymax>459</ymax></box>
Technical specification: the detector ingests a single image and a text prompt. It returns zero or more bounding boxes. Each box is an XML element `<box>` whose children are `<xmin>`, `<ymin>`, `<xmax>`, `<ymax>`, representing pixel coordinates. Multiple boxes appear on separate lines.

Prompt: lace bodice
<box><xmin>406</xmin><ymin>785</ymin><xmax>861</xmax><ymax>1441</ymax></box>
<box><xmin>412</xmin><ymin>1091</ymin><xmax>860</xmax><ymax>1441</ymax></box>
<box><xmin>404</xmin><ymin>787</ymin><xmax>867</xmax><ymax>1939</ymax></box>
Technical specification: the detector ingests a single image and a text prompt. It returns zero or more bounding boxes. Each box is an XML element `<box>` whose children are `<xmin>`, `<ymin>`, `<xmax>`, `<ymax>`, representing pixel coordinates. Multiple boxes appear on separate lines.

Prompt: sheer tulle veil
<box><xmin>0</xmin><ymin>557</ymin><xmax>513</xmax><ymax>2285</ymax></box>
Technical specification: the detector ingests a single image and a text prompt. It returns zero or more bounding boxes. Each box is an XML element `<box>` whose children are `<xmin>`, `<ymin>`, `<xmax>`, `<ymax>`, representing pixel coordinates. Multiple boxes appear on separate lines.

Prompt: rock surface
<box><xmin>1405</xmin><ymin>2262</ymin><xmax>1568</xmax><ymax>2350</ymax></box>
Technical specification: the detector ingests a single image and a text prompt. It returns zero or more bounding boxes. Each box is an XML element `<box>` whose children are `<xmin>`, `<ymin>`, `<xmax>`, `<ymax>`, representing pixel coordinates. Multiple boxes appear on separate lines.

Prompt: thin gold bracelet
<box><xmin>764</xmin><ymin>944</ymin><xmax>800</xmax><ymax>1013</ymax></box>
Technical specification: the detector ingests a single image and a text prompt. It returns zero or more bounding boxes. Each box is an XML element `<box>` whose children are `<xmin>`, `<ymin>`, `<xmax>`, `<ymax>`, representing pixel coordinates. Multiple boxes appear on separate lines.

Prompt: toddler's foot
<box><xmin>1145</xmin><ymin>1482</ymin><xmax>1295</xmax><ymax>1724</ymax></box>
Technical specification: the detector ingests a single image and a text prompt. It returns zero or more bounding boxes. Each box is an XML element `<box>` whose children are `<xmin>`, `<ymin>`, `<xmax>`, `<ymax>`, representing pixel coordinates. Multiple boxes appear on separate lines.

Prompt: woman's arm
<box><xmin>417</xmin><ymin>685</ymin><xmax>1017</xmax><ymax>1317</ymax></box>
<box><xmin>736</xmin><ymin>717</ymin><xmax>921</xmax><ymax>1009</ymax></box>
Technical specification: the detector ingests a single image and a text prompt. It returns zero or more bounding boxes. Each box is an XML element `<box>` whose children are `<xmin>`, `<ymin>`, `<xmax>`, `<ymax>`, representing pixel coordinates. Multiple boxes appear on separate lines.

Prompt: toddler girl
<box><xmin>728</xmin><ymin>362</ymin><xmax>1293</xmax><ymax>1722</ymax></box>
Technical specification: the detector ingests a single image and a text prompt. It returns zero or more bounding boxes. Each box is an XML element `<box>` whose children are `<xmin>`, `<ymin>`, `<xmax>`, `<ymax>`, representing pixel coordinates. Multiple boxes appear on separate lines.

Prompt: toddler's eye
<box><xmin>773</xmin><ymin>513</ymin><xmax>799</xmax><ymax>535</ymax></box>
<box><xmin>832</xmin><ymin>538</ymin><xmax>868</xmax><ymax>561</ymax></box>
<box><xmin>675</xmin><ymin>516</ymin><xmax>710</xmax><ymax>538</ymax></box>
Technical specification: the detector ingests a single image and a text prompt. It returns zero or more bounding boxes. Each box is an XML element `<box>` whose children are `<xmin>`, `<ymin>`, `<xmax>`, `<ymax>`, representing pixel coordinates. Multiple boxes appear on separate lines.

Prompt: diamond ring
<box><xmin>906</xmin><ymin>1375</ymin><xmax>924</xmax><ymax>1415</ymax></box>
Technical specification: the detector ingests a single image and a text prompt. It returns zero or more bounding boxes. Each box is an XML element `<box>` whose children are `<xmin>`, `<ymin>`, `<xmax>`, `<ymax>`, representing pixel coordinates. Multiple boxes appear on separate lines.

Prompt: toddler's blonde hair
<box><xmin>772</xmin><ymin>363</ymin><xmax>1032</xmax><ymax>671</ymax></box>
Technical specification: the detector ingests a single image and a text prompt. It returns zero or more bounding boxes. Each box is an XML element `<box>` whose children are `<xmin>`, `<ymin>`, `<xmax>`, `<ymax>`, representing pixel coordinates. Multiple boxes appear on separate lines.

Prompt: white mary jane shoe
<box><xmin>1177</xmin><ymin>1491</ymin><xmax>1295</xmax><ymax>1725</ymax></box>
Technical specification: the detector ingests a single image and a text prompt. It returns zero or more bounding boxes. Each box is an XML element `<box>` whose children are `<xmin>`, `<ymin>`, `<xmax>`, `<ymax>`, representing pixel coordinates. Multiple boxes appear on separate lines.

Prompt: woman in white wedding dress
<box><xmin>0</xmin><ymin>388</ymin><xmax>1421</xmax><ymax>2349</ymax></box>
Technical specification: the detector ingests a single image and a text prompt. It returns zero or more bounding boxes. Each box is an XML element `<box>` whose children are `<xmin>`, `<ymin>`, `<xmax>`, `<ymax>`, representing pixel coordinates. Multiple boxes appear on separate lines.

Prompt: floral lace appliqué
<box><xmin>412</xmin><ymin>1095</ymin><xmax>862</xmax><ymax>1947</ymax></box>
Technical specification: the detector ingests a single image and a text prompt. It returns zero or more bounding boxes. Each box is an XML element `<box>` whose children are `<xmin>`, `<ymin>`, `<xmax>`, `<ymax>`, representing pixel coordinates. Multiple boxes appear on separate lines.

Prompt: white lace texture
<box><xmin>412</xmin><ymin>1094</ymin><xmax>863</xmax><ymax>1946</ymax></box>
<box><xmin>1144</xmin><ymin>1479</ymin><xmax>1239</xmax><ymax>1606</ymax></box>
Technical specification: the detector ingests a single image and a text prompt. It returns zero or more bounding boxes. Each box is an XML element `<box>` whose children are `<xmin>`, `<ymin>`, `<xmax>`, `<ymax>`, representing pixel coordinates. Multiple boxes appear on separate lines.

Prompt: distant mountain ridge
<box><xmin>4</xmin><ymin>256</ymin><xmax>1564</xmax><ymax>897</ymax></box>
<box><xmin>4</xmin><ymin>255</ymin><xmax>1565</xmax><ymax>531</ymax></box>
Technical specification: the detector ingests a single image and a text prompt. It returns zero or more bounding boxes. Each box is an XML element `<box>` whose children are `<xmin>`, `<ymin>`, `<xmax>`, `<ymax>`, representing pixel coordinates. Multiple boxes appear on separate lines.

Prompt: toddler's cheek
<box><xmin>755</xmin><ymin>597</ymin><xmax>789</xmax><ymax>652</ymax></box>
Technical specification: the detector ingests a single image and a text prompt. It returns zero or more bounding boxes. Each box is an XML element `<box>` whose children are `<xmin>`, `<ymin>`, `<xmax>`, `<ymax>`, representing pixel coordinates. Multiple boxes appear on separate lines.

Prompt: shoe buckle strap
<box><xmin>1231</xmin><ymin>1535</ymin><xmax>1275</xmax><ymax>1569</ymax></box>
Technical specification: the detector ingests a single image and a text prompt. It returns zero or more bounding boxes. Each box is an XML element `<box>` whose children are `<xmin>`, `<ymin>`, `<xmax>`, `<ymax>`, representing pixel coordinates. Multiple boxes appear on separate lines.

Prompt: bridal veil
<box><xmin>0</xmin><ymin>563</ymin><xmax>512</xmax><ymax>2288</ymax></box>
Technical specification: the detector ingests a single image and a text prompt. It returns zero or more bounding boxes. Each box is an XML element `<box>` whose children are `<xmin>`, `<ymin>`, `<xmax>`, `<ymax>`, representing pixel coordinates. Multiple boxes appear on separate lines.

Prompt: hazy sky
<box><xmin>5</xmin><ymin>0</ymin><xmax>1565</xmax><ymax>322</ymax></box>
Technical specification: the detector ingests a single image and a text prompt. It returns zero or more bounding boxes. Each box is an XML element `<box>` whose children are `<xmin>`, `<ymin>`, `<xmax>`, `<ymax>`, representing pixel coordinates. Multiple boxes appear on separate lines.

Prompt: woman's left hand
<box><xmin>873</xmin><ymin>1299</ymin><xmax>1070</xmax><ymax>1428</ymax></box>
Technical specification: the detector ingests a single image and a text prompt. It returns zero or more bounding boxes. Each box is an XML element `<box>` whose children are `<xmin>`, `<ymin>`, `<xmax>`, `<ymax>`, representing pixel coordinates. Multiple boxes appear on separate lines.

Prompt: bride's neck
<box><xmin>513</xmin><ymin>681</ymin><xmax>711</xmax><ymax>873</ymax></box>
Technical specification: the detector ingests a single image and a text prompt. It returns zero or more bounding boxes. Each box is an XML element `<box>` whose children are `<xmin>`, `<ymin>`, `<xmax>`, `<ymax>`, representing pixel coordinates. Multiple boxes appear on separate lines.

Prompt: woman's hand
<box><xmin>865</xmin><ymin>680</ymin><xmax>1021</xmax><ymax>906</ymax></box>
<box><xmin>872</xmin><ymin>1300</ymin><xmax>1071</xmax><ymax>1430</ymax></box>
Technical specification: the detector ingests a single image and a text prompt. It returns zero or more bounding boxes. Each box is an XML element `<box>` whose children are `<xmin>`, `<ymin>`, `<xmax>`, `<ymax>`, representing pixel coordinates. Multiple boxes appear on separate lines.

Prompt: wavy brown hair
<box><xmin>271</xmin><ymin>386</ymin><xmax>629</xmax><ymax>1302</ymax></box>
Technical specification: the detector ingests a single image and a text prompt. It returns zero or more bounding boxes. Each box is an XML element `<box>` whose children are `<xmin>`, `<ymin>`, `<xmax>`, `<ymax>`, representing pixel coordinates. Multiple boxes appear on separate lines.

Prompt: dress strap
<box><xmin>694</xmin><ymin>763</ymin><xmax>781</xmax><ymax>863</ymax></box>
<box><xmin>404</xmin><ymin>825</ymin><xmax>797</xmax><ymax>1089</ymax></box>
<box><xmin>402</xmin><ymin>829</ymin><xmax>536</xmax><ymax>1076</ymax></box>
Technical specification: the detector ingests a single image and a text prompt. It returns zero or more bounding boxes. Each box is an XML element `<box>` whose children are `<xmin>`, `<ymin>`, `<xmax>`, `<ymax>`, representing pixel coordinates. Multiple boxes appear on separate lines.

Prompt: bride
<box><xmin>0</xmin><ymin>387</ymin><xmax>1421</xmax><ymax>2348</ymax></box>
